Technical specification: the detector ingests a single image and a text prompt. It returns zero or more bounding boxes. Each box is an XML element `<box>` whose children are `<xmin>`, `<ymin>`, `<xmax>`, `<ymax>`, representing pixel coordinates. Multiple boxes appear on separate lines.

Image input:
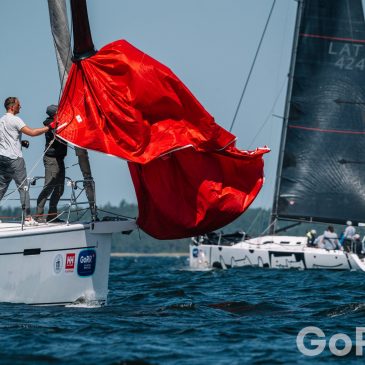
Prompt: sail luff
<box><xmin>47</xmin><ymin>0</ymin><xmax>72</xmax><ymax>91</ymax></box>
<box><xmin>47</xmin><ymin>0</ymin><xmax>97</xmax><ymax>219</ymax></box>
<box><xmin>275</xmin><ymin>0</ymin><xmax>365</xmax><ymax>226</ymax></box>
<box><xmin>270</xmin><ymin>0</ymin><xmax>304</xmax><ymax>232</ymax></box>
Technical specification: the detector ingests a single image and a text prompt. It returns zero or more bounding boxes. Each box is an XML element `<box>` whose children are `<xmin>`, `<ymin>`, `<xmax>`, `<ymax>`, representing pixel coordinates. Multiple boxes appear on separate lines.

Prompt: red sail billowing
<box><xmin>129</xmin><ymin>147</ymin><xmax>267</xmax><ymax>239</ymax></box>
<box><xmin>55</xmin><ymin>39</ymin><xmax>269</xmax><ymax>239</ymax></box>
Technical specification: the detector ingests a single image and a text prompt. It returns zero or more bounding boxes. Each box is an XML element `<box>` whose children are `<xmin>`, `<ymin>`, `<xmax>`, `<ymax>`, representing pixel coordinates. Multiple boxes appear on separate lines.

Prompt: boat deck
<box><xmin>0</xmin><ymin>218</ymin><xmax>137</xmax><ymax>237</ymax></box>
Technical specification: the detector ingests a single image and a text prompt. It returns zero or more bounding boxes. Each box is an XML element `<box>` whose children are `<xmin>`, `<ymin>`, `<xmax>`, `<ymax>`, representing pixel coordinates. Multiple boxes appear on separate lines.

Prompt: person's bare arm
<box><xmin>21</xmin><ymin>125</ymin><xmax>49</xmax><ymax>137</ymax></box>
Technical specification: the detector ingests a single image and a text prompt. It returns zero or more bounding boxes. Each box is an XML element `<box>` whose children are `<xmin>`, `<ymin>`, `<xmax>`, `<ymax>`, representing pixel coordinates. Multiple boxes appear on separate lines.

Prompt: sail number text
<box><xmin>328</xmin><ymin>41</ymin><xmax>365</xmax><ymax>70</ymax></box>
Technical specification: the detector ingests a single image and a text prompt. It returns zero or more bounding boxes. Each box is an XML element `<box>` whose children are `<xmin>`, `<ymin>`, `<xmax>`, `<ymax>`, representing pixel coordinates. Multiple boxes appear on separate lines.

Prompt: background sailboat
<box><xmin>272</xmin><ymin>0</ymin><xmax>365</xmax><ymax>229</ymax></box>
<box><xmin>190</xmin><ymin>0</ymin><xmax>365</xmax><ymax>271</ymax></box>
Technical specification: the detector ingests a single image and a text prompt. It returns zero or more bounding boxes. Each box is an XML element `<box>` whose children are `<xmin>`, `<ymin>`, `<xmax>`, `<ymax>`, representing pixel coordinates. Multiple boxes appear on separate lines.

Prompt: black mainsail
<box><xmin>272</xmin><ymin>0</ymin><xmax>365</xmax><ymax>226</ymax></box>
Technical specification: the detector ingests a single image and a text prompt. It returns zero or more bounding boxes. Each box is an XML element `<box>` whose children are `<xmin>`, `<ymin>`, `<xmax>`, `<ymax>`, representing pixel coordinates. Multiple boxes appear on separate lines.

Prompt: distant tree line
<box><xmin>0</xmin><ymin>201</ymin><xmax>360</xmax><ymax>253</ymax></box>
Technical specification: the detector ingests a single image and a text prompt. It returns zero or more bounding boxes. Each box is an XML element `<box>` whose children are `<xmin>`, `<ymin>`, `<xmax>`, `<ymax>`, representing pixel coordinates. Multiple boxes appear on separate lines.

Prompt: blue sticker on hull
<box><xmin>192</xmin><ymin>247</ymin><xmax>199</xmax><ymax>258</ymax></box>
<box><xmin>77</xmin><ymin>249</ymin><xmax>96</xmax><ymax>276</ymax></box>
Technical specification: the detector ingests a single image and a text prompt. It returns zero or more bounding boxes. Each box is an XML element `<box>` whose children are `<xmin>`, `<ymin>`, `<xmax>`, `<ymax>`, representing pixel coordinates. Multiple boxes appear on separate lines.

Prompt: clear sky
<box><xmin>0</xmin><ymin>0</ymin><xmax>299</xmax><ymax>210</ymax></box>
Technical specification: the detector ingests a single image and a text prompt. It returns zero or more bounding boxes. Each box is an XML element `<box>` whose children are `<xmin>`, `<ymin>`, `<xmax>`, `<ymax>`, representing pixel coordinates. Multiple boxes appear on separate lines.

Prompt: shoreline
<box><xmin>111</xmin><ymin>252</ymin><xmax>189</xmax><ymax>257</ymax></box>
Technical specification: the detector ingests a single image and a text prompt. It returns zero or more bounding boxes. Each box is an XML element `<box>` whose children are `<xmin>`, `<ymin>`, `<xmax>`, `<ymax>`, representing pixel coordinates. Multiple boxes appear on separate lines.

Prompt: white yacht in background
<box><xmin>190</xmin><ymin>0</ymin><xmax>365</xmax><ymax>272</ymax></box>
<box><xmin>190</xmin><ymin>232</ymin><xmax>365</xmax><ymax>271</ymax></box>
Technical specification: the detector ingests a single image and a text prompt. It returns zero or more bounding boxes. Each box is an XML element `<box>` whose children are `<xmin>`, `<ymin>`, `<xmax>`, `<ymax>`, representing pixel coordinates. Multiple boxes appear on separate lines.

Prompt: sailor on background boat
<box><xmin>0</xmin><ymin>97</ymin><xmax>49</xmax><ymax>223</ymax></box>
<box><xmin>339</xmin><ymin>220</ymin><xmax>356</xmax><ymax>247</ymax></box>
<box><xmin>36</xmin><ymin>105</ymin><xmax>67</xmax><ymax>223</ymax></box>
<box><xmin>344</xmin><ymin>233</ymin><xmax>364</xmax><ymax>255</ymax></box>
<box><xmin>306</xmin><ymin>229</ymin><xmax>317</xmax><ymax>247</ymax></box>
<box><xmin>344</xmin><ymin>220</ymin><xmax>356</xmax><ymax>239</ymax></box>
<box><xmin>318</xmin><ymin>226</ymin><xmax>341</xmax><ymax>250</ymax></box>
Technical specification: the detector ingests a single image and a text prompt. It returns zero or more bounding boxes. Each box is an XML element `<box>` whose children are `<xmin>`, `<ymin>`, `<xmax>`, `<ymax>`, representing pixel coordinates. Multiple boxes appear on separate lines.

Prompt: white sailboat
<box><xmin>190</xmin><ymin>0</ymin><xmax>365</xmax><ymax>271</ymax></box>
<box><xmin>0</xmin><ymin>0</ymin><xmax>136</xmax><ymax>306</ymax></box>
<box><xmin>0</xmin><ymin>216</ymin><xmax>135</xmax><ymax>305</ymax></box>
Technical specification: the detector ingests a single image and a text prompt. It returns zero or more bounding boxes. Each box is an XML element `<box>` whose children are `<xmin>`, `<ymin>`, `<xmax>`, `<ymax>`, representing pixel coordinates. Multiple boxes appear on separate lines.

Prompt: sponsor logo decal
<box><xmin>77</xmin><ymin>249</ymin><xmax>96</xmax><ymax>277</ymax></box>
<box><xmin>192</xmin><ymin>247</ymin><xmax>199</xmax><ymax>258</ymax></box>
<box><xmin>65</xmin><ymin>253</ymin><xmax>76</xmax><ymax>272</ymax></box>
<box><xmin>53</xmin><ymin>254</ymin><xmax>63</xmax><ymax>275</ymax></box>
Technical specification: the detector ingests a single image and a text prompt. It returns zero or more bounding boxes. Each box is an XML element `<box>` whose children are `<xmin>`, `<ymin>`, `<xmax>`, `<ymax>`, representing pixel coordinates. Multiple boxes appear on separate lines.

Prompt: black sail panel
<box><xmin>277</xmin><ymin>0</ymin><xmax>365</xmax><ymax>224</ymax></box>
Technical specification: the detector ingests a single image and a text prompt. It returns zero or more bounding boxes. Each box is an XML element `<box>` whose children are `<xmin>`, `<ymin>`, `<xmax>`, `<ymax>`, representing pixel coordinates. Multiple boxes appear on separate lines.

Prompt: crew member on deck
<box><xmin>36</xmin><ymin>105</ymin><xmax>67</xmax><ymax>223</ymax></box>
<box><xmin>344</xmin><ymin>220</ymin><xmax>356</xmax><ymax>239</ymax></box>
<box><xmin>340</xmin><ymin>220</ymin><xmax>356</xmax><ymax>248</ymax></box>
<box><xmin>306</xmin><ymin>229</ymin><xmax>317</xmax><ymax>247</ymax></box>
<box><xmin>352</xmin><ymin>234</ymin><xmax>363</xmax><ymax>255</ymax></box>
<box><xmin>318</xmin><ymin>226</ymin><xmax>340</xmax><ymax>250</ymax></box>
<box><xmin>0</xmin><ymin>97</ymin><xmax>49</xmax><ymax>224</ymax></box>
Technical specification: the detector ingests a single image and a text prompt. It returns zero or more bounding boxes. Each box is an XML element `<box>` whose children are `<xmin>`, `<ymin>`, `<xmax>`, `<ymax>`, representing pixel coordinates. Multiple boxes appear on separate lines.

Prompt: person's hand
<box><xmin>43</xmin><ymin>117</ymin><xmax>52</xmax><ymax>126</ymax></box>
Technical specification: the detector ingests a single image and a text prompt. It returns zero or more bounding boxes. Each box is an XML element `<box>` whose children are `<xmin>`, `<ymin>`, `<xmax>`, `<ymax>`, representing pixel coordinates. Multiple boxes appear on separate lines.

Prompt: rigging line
<box><xmin>245</xmin><ymin>208</ymin><xmax>266</xmax><ymax>235</ymax></box>
<box><xmin>0</xmin><ymin>139</ymin><xmax>57</xmax><ymax>208</ymax></box>
<box><xmin>248</xmin><ymin>77</ymin><xmax>287</xmax><ymax>149</ymax></box>
<box><xmin>97</xmin><ymin>208</ymin><xmax>135</xmax><ymax>220</ymax></box>
<box><xmin>260</xmin><ymin>217</ymin><xmax>276</xmax><ymax>236</ymax></box>
<box><xmin>229</xmin><ymin>0</ymin><xmax>277</xmax><ymax>133</ymax></box>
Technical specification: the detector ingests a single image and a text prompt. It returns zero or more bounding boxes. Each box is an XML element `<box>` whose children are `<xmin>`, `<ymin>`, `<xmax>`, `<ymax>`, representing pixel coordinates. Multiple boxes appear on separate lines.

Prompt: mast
<box><xmin>47</xmin><ymin>0</ymin><xmax>97</xmax><ymax>220</ymax></box>
<box><xmin>269</xmin><ymin>0</ymin><xmax>304</xmax><ymax>234</ymax></box>
<box><xmin>47</xmin><ymin>0</ymin><xmax>72</xmax><ymax>91</ymax></box>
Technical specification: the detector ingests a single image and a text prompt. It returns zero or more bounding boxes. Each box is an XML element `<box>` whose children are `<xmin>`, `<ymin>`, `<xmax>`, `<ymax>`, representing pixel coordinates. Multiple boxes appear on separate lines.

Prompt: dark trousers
<box><xmin>36</xmin><ymin>155</ymin><xmax>65</xmax><ymax>217</ymax></box>
<box><xmin>75</xmin><ymin>147</ymin><xmax>96</xmax><ymax>216</ymax></box>
<box><xmin>0</xmin><ymin>156</ymin><xmax>30</xmax><ymax>215</ymax></box>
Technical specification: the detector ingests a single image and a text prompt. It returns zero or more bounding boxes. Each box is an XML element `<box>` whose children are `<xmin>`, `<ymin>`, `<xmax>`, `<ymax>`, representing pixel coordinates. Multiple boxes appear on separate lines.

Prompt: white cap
<box><xmin>346</xmin><ymin>220</ymin><xmax>352</xmax><ymax>226</ymax></box>
<box><xmin>311</xmin><ymin>229</ymin><xmax>316</xmax><ymax>235</ymax></box>
<box><xmin>354</xmin><ymin>234</ymin><xmax>360</xmax><ymax>240</ymax></box>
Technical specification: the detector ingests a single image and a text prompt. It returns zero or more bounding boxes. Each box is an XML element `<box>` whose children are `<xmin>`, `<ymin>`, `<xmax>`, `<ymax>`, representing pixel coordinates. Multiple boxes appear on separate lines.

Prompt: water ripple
<box><xmin>1</xmin><ymin>257</ymin><xmax>364</xmax><ymax>364</ymax></box>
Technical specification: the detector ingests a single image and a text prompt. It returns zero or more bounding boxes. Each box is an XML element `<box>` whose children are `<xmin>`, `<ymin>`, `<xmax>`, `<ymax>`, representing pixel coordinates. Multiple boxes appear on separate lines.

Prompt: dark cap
<box><xmin>46</xmin><ymin>104</ymin><xmax>58</xmax><ymax>118</ymax></box>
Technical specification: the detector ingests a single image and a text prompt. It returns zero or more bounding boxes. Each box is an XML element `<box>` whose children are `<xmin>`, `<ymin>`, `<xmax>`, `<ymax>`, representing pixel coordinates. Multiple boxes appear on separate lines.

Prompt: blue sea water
<box><xmin>1</xmin><ymin>256</ymin><xmax>365</xmax><ymax>364</ymax></box>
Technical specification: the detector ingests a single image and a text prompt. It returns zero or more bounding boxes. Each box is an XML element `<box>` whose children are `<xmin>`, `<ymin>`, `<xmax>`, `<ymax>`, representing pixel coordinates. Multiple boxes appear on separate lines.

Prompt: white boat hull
<box><xmin>0</xmin><ymin>219</ymin><xmax>136</xmax><ymax>305</ymax></box>
<box><xmin>189</xmin><ymin>235</ymin><xmax>365</xmax><ymax>271</ymax></box>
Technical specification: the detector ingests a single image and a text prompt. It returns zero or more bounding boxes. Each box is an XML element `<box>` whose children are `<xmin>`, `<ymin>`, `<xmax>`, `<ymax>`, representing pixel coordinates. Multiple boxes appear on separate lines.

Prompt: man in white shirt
<box><xmin>344</xmin><ymin>220</ymin><xmax>356</xmax><ymax>239</ymax></box>
<box><xmin>318</xmin><ymin>226</ymin><xmax>340</xmax><ymax>250</ymax></box>
<box><xmin>0</xmin><ymin>97</ymin><xmax>49</xmax><ymax>221</ymax></box>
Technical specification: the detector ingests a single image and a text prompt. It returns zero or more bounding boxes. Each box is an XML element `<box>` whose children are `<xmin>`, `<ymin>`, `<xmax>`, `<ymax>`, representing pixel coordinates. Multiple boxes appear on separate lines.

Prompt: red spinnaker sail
<box><xmin>129</xmin><ymin>147</ymin><xmax>267</xmax><ymax>239</ymax></box>
<box><xmin>55</xmin><ymin>39</ymin><xmax>269</xmax><ymax>239</ymax></box>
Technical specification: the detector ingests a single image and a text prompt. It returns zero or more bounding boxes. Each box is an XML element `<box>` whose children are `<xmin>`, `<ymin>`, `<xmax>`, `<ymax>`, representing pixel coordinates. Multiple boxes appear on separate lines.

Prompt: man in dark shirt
<box><xmin>36</xmin><ymin>105</ymin><xmax>67</xmax><ymax>222</ymax></box>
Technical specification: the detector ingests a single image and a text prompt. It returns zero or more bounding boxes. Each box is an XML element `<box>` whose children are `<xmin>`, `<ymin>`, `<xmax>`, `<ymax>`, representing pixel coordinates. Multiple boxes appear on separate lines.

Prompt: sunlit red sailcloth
<box><xmin>129</xmin><ymin>146</ymin><xmax>268</xmax><ymax>239</ymax></box>
<box><xmin>55</xmin><ymin>39</ymin><xmax>269</xmax><ymax>238</ymax></box>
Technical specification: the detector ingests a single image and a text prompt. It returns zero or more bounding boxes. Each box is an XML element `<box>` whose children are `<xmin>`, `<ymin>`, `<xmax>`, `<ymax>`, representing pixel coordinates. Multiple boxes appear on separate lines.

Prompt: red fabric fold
<box><xmin>55</xmin><ymin>40</ymin><xmax>235</xmax><ymax>163</ymax></box>
<box><xmin>55</xmin><ymin>39</ymin><xmax>270</xmax><ymax>239</ymax></box>
<box><xmin>129</xmin><ymin>147</ymin><xmax>268</xmax><ymax>239</ymax></box>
